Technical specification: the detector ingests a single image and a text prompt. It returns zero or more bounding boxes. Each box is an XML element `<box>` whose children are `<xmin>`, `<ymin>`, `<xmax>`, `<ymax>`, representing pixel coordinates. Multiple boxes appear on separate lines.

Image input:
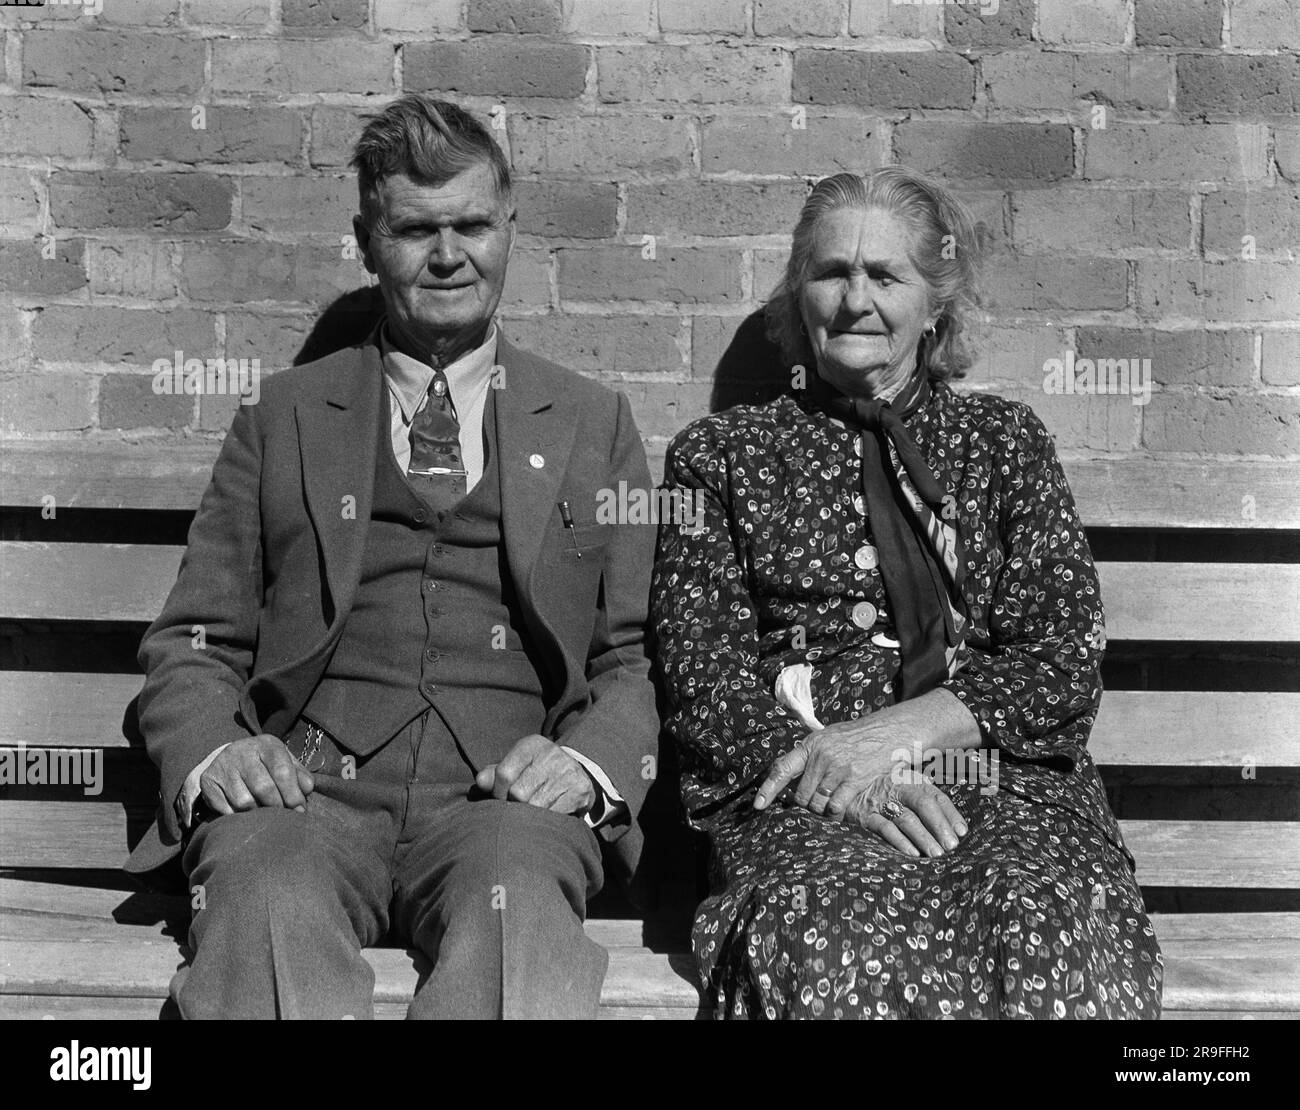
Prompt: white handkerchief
<box><xmin>774</xmin><ymin>663</ymin><xmax>825</xmax><ymax>731</ymax></box>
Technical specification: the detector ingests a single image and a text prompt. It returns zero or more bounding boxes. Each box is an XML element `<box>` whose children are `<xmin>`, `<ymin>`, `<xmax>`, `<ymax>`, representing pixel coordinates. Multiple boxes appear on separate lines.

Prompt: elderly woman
<box><xmin>651</xmin><ymin>168</ymin><xmax>1163</xmax><ymax>1019</ymax></box>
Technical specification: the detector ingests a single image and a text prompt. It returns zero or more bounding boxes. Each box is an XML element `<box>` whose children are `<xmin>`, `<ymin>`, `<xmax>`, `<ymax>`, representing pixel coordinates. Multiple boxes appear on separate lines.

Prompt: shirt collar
<box><xmin>380</xmin><ymin>320</ymin><xmax>499</xmax><ymax>423</ymax></box>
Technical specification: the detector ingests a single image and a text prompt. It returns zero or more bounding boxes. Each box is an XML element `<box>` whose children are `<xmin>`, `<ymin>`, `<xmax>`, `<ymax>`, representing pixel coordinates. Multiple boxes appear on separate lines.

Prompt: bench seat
<box><xmin>1</xmin><ymin>876</ymin><xmax>1298</xmax><ymax>1020</ymax></box>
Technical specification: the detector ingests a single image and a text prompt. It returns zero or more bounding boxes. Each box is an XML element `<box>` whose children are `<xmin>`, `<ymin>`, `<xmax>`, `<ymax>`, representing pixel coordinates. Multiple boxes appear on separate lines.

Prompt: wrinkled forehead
<box><xmin>367</xmin><ymin>163</ymin><xmax>510</xmax><ymax>223</ymax></box>
<box><xmin>804</xmin><ymin>206</ymin><xmax>921</xmax><ymax>272</ymax></box>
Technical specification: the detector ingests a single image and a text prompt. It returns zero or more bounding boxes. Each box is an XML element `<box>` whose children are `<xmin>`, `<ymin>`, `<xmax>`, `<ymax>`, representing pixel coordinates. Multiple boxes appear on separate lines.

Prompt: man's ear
<box><xmin>352</xmin><ymin>213</ymin><xmax>377</xmax><ymax>275</ymax></box>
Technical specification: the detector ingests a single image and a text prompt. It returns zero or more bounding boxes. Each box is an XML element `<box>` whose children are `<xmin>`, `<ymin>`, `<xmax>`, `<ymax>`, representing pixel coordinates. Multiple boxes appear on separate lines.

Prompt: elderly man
<box><xmin>126</xmin><ymin>95</ymin><xmax>660</xmax><ymax>1019</ymax></box>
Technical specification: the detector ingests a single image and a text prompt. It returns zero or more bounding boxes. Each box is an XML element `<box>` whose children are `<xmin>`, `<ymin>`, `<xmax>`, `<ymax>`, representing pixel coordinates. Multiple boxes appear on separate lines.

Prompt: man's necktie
<box><xmin>407</xmin><ymin>368</ymin><xmax>467</xmax><ymax>514</ymax></box>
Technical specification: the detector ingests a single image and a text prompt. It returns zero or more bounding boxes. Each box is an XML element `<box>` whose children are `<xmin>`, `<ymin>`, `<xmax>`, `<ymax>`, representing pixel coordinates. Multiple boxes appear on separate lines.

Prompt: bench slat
<box><xmin>0</xmin><ymin>935</ymin><xmax>1294</xmax><ymax>1014</ymax></box>
<box><xmin>1</xmin><ymin>803</ymin><xmax>1296</xmax><ymax>886</ymax></box>
<box><xmin>7</xmin><ymin>543</ymin><xmax>1299</xmax><ymax>641</ymax></box>
<box><xmin>5</xmin><ymin>444</ymin><xmax>1298</xmax><ymax>529</ymax></box>
<box><xmin>6</xmin><ymin>674</ymin><xmax>1297</xmax><ymax>768</ymax></box>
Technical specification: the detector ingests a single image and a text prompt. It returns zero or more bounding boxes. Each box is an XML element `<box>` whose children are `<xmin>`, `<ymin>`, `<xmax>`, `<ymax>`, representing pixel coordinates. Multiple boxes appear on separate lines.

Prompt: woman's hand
<box><xmin>753</xmin><ymin>691</ymin><xmax>978</xmax><ymax>857</ymax></box>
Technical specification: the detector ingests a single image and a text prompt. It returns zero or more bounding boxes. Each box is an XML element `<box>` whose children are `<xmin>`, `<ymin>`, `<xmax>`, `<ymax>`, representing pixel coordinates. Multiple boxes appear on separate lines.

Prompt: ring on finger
<box><xmin>881</xmin><ymin>797</ymin><xmax>904</xmax><ymax>821</ymax></box>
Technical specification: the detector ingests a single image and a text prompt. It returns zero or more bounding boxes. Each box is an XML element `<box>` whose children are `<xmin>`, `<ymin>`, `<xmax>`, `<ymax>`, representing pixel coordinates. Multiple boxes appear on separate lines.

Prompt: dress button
<box><xmin>854</xmin><ymin>544</ymin><xmax>879</xmax><ymax>571</ymax></box>
<box><xmin>851</xmin><ymin>601</ymin><xmax>877</xmax><ymax>629</ymax></box>
<box><xmin>529</xmin><ymin>453</ymin><xmax>545</xmax><ymax>469</ymax></box>
<box><xmin>872</xmin><ymin>629</ymin><xmax>901</xmax><ymax>648</ymax></box>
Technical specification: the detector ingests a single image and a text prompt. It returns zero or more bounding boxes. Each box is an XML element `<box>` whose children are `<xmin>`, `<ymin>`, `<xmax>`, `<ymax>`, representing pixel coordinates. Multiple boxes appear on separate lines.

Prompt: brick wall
<box><xmin>1</xmin><ymin>0</ymin><xmax>1297</xmax><ymax>478</ymax></box>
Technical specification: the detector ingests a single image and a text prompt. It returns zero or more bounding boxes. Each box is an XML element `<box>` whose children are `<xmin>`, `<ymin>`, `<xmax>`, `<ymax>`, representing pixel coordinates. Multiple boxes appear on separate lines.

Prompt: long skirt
<box><xmin>693</xmin><ymin>786</ymin><xmax>1164</xmax><ymax>1019</ymax></box>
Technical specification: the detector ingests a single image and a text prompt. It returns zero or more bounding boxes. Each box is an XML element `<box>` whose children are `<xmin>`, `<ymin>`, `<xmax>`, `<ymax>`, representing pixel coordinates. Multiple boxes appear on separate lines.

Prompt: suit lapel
<box><xmin>494</xmin><ymin>336</ymin><xmax>579</xmax><ymax>603</ymax></box>
<box><xmin>296</xmin><ymin>339</ymin><xmax>384</xmax><ymax>630</ymax></box>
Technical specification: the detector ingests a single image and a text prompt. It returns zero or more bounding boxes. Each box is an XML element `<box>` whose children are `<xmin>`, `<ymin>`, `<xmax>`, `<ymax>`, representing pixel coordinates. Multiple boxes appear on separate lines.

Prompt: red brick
<box><xmin>559</xmin><ymin>247</ymin><xmax>742</xmax><ymax>305</ymax></box>
<box><xmin>963</xmin><ymin>321</ymin><xmax>1068</xmax><ymax>389</ymax></box>
<box><xmin>405</xmin><ymin>41</ymin><xmax>587</xmax><ymax>98</ymax></box>
<box><xmin>375</xmin><ymin>0</ymin><xmax>462</xmax><ymax>32</ymax></box>
<box><xmin>1202</xmin><ymin>187</ymin><xmax>1300</xmax><ymax>259</ymax></box>
<box><xmin>514</xmin><ymin>180</ymin><xmax>618</xmax><ymax>238</ymax></box>
<box><xmin>33</xmin><ymin>306</ymin><xmax>217</xmax><ymax>366</ymax></box>
<box><xmin>23</xmin><ymin>31</ymin><xmax>205</xmax><ymax>96</ymax></box>
<box><xmin>0</xmin><ymin>167</ymin><xmax>41</xmax><ymax>229</ymax></box>
<box><xmin>179</xmin><ymin>241</ymin><xmax>366</xmax><ymax>305</ymax></box>
<box><xmin>795</xmin><ymin>49</ymin><xmax>974</xmax><ymax>109</ymax></box>
<box><xmin>49</xmin><ymin>171</ymin><xmax>232</xmax><ymax>231</ymax></box>
<box><xmin>510</xmin><ymin>114</ymin><xmax>692</xmax><ymax>177</ymax></box>
<box><xmin>1076</xmin><ymin>326</ymin><xmax>1255</xmax><ymax>386</ymax></box>
<box><xmin>566</xmin><ymin>0</ymin><xmax>652</xmax><ymax>35</ymax></box>
<box><xmin>692</xmin><ymin>314</ymin><xmax>755</xmax><ymax>379</ymax></box>
<box><xmin>468</xmin><ymin>0</ymin><xmax>563</xmax><ymax>33</ymax></box>
<box><xmin>984</xmin><ymin>254</ymin><xmax>1129</xmax><ymax>312</ymax></box>
<box><xmin>0</xmin><ymin>307</ymin><xmax>26</xmax><ymax>375</ymax></box>
<box><xmin>895</xmin><ymin>123</ymin><xmax>1074</xmax><ymax>182</ymax></box>
<box><xmin>282</xmin><ymin>0</ymin><xmax>367</xmax><ymax>33</ymax></box>
<box><xmin>1084</xmin><ymin>124</ymin><xmax>1268</xmax><ymax>182</ymax></box>
<box><xmin>499</xmin><ymin>314</ymin><xmax>686</xmax><ymax>376</ymax></box>
<box><xmin>1</xmin><ymin>372</ymin><xmax>94</xmax><ymax>434</ymax></box>
<box><xmin>225</xmin><ymin>312</ymin><xmax>315</xmax><ymax>368</ymax></box>
<box><xmin>185</xmin><ymin>0</ymin><xmax>272</xmax><ymax>26</ymax></box>
<box><xmin>1039</xmin><ymin>0</ymin><xmax>1127</xmax><ymax>44</ymax></box>
<box><xmin>701</xmin><ymin>112</ymin><xmax>888</xmax><ymax>175</ymax></box>
<box><xmin>121</xmin><ymin>107</ymin><xmax>302</xmax><ymax>165</ymax></box>
<box><xmin>1073</xmin><ymin>55</ymin><xmax>1172</xmax><ymax>112</ymax></box>
<box><xmin>86</xmin><ymin>240</ymin><xmax>178</xmax><ymax>299</ymax></box>
<box><xmin>1142</xmin><ymin>393</ymin><xmax>1300</xmax><ymax>455</ymax></box>
<box><xmin>213</xmin><ymin>39</ymin><xmax>394</xmax><ymax>95</ymax></box>
<box><xmin>1136</xmin><ymin>0</ymin><xmax>1222</xmax><ymax>47</ymax></box>
<box><xmin>1137</xmin><ymin>261</ymin><xmax>1300</xmax><ymax>320</ymax></box>
<box><xmin>309</xmin><ymin>106</ymin><xmax>370</xmax><ymax>168</ymax></box>
<box><xmin>981</xmin><ymin>51</ymin><xmax>1075</xmax><ymax>110</ymax></box>
<box><xmin>755</xmin><ymin>0</ymin><xmax>841</xmax><ymax>37</ymax></box>
<box><xmin>240</xmin><ymin>176</ymin><xmax>356</xmax><ymax>236</ymax></box>
<box><xmin>502</xmin><ymin>249</ymin><xmax>552</xmax><ymax>307</ymax></box>
<box><xmin>0</xmin><ymin>98</ymin><xmax>94</xmax><ymax>159</ymax></box>
<box><xmin>1277</xmin><ymin>129</ymin><xmax>1300</xmax><ymax>183</ymax></box>
<box><xmin>1011</xmin><ymin>188</ymin><xmax>1189</xmax><ymax>254</ymax></box>
<box><xmin>944</xmin><ymin>0</ymin><xmax>1034</xmax><ymax>47</ymax></box>
<box><xmin>626</xmin><ymin>180</ymin><xmax>808</xmax><ymax>237</ymax></box>
<box><xmin>659</xmin><ymin>0</ymin><xmax>747</xmax><ymax>33</ymax></box>
<box><xmin>1178</xmin><ymin>55</ymin><xmax>1300</xmax><ymax>118</ymax></box>
<box><xmin>598</xmin><ymin>46</ymin><xmax>790</xmax><ymax>105</ymax></box>
<box><xmin>1261</xmin><ymin>329</ymin><xmax>1300</xmax><ymax>385</ymax></box>
<box><xmin>99</xmin><ymin>373</ymin><xmax>194</xmax><ymax>431</ymax></box>
<box><xmin>620</xmin><ymin>381</ymin><xmax>714</xmax><ymax>436</ymax></box>
<box><xmin>0</xmin><ymin>238</ymin><xmax>87</xmax><ymax>296</ymax></box>
<box><xmin>1231</xmin><ymin>0</ymin><xmax>1300</xmax><ymax>50</ymax></box>
<box><xmin>99</xmin><ymin>0</ymin><xmax>181</xmax><ymax>24</ymax></box>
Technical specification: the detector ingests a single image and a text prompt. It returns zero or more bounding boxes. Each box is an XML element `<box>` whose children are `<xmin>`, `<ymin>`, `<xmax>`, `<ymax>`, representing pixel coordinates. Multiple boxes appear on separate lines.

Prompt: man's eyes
<box><xmin>393</xmin><ymin>221</ymin><xmax>493</xmax><ymax>236</ymax></box>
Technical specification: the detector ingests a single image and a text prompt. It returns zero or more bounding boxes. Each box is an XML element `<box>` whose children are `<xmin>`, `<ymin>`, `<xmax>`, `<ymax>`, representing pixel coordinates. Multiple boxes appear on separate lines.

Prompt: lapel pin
<box><xmin>529</xmin><ymin>453</ymin><xmax>545</xmax><ymax>469</ymax></box>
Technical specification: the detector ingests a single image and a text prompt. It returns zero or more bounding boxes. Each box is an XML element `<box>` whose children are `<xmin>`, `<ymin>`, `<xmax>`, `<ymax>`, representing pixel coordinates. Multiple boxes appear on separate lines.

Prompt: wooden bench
<box><xmin>2</xmin><ymin>443</ymin><xmax>1298</xmax><ymax>1019</ymax></box>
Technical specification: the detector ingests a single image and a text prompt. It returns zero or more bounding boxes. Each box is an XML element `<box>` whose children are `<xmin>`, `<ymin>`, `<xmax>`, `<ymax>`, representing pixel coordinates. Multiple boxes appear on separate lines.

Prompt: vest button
<box><xmin>425</xmin><ymin>681</ymin><xmax>437</xmax><ymax>694</ymax></box>
<box><xmin>425</xmin><ymin>648</ymin><xmax>440</xmax><ymax>662</ymax></box>
<box><xmin>424</xmin><ymin>579</ymin><xmax>437</xmax><ymax>592</ymax></box>
<box><xmin>413</xmin><ymin>509</ymin><xmax>427</xmax><ymax>524</ymax></box>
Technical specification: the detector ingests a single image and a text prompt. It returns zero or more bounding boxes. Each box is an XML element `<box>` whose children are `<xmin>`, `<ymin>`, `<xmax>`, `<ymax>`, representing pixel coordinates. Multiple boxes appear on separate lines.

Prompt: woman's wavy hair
<box><xmin>765</xmin><ymin>167</ymin><xmax>984</xmax><ymax>382</ymax></box>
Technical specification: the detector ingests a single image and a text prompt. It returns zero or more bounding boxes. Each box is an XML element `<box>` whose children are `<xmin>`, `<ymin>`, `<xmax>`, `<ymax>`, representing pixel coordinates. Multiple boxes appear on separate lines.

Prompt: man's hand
<box><xmin>199</xmin><ymin>735</ymin><xmax>314</xmax><ymax>816</ymax></box>
<box><xmin>475</xmin><ymin>734</ymin><xmax>595</xmax><ymax>816</ymax></box>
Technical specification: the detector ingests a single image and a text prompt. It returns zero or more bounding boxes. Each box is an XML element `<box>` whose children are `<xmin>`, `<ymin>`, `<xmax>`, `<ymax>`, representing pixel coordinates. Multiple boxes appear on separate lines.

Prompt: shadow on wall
<box><xmin>294</xmin><ymin>288</ymin><xmax>796</xmax><ymax>417</ymax></box>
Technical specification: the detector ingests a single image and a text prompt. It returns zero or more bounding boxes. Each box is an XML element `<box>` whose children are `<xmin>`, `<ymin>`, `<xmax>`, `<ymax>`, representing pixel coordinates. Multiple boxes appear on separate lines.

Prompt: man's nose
<box><xmin>428</xmin><ymin>230</ymin><xmax>465</xmax><ymax>269</ymax></box>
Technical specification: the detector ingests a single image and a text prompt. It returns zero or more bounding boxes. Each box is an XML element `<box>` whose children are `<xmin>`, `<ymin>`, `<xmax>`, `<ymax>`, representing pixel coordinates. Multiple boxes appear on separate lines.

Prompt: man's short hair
<box><xmin>351</xmin><ymin>95</ymin><xmax>512</xmax><ymax>226</ymax></box>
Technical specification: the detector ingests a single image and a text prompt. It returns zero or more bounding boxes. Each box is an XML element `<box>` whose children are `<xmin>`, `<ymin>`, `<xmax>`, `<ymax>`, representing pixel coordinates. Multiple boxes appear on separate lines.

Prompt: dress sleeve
<box><xmin>940</xmin><ymin>403</ymin><xmax>1104</xmax><ymax>770</ymax></box>
<box><xmin>651</xmin><ymin>424</ymin><xmax>808</xmax><ymax>822</ymax></box>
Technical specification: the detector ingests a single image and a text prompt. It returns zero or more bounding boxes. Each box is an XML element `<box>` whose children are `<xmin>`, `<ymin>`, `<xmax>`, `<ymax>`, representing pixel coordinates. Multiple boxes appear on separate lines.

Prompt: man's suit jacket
<box><xmin>127</xmin><ymin>330</ymin><xmax>661</xmax><ymax>883</ymax></box>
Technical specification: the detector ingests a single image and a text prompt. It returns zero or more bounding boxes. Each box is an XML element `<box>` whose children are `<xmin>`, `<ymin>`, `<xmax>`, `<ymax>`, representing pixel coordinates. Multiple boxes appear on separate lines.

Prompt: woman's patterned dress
<box><xmin>651</xmin><ymin>382</ymin><xmax>1164</xmax><ymax>1019</ymax></box>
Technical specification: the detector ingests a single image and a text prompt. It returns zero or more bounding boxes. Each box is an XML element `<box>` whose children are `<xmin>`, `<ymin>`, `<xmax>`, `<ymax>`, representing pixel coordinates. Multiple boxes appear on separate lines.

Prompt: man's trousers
<box><xmin>172</xmin><ymin>711</ymin><xmax>609</xmax><ymax>1019</ymax></box>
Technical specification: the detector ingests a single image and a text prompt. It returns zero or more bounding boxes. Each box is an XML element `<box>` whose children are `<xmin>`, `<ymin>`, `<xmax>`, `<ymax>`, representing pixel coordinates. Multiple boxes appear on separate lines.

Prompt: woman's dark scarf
<box><xmin>807</xmin><ymin>367</ymin><xmax>968</xmax><ymax>699</ymax></box>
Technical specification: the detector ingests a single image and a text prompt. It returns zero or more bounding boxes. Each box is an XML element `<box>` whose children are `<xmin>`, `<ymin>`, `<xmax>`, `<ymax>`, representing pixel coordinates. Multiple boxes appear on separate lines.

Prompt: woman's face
<box><xmin>798</xmin><ymin>206</ymin><xmax>937</xmax><ymax>400</ymax></box>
